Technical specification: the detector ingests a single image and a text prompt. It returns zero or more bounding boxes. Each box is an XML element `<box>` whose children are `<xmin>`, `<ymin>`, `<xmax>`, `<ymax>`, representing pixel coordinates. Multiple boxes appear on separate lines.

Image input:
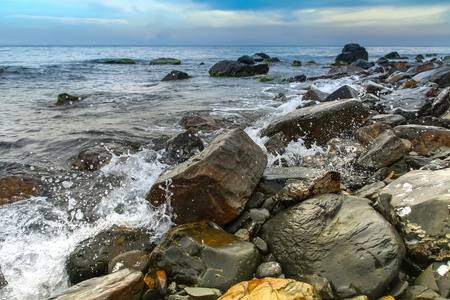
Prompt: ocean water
<box><xmin>1</xmin><ymin>45</ymin><xmax>449</xmax><ymax>299</ymax></box>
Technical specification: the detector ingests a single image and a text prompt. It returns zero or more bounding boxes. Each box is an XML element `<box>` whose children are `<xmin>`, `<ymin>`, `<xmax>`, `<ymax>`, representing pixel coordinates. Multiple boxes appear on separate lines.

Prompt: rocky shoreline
<box><xmin>1</xmin><ymin>43</ymin><xmax>450</xmax><ymax>300</ymax></box>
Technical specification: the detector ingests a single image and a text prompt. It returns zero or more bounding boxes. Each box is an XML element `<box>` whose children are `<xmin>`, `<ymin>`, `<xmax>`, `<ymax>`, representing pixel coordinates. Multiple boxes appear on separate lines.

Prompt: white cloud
<box><xmin>8</xmin><ymin>15</ymin><xmax>128</xmax><ymax>25</ymax></box>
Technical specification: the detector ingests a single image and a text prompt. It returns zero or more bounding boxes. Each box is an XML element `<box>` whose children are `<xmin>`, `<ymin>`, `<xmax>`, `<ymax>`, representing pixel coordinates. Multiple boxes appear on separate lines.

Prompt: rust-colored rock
<box><xmin>394</xmin><ymin>125</ymin><xmax>450</xmax><ymax>155</ymax></box>
<box><xmin>0</xmin><ymin>176</ymin><xmax>41</xmax><ymax>205</ymax></box>
<box><xmin>218</xmin><ymin>278</ymin><xmax>321</xmax><ymax>300</ymax></box>
<box><xmin>355</xmin><ymin>122</ymin><xmax>393</xmax><ymax>145</ymax></box>
<box><xmin>146</xmin><ymin>129</ymin><xmax>267</xmax><ymax>226</ymax></box>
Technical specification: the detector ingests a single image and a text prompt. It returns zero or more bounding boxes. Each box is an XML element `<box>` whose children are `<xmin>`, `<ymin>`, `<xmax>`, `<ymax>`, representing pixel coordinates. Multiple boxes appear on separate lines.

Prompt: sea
<box><xmin>1</xmin><ymin>45</ymin><xmax>449</xmax><ymax>299</ymax></box>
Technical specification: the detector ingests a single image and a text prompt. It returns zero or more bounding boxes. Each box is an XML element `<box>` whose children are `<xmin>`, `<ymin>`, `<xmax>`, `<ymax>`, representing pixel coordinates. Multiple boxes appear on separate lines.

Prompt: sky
<box><xmin>1</xmin><ymin>0</ymin><xmax>450</xmax><ymax>46</ymax></box>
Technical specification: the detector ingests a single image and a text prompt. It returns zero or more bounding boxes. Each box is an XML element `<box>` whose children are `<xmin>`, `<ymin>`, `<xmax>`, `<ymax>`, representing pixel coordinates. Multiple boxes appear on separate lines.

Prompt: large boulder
<box><xmin>393</xmin><ymin>125</ymin><xmax>450</xmax><ymax>155</ymax></box>
<box><xmin>66</xmin><ymin>225</ymin><xmax>154</xmax><ymax>284</ymax></box>
<box><xmin>378</xmin><ymin>90</ymin><xmax>431</xmax><ymax>120</ymax></box>
<box><xmin>217</xmin><ymin>278</ymin><xmax>321</xmax><ymax>300</ymax></box>
<box><xmin>261</xmin><ymin>99</ymin><xmax>369</xmax><ymax>149</ymax></box>
<box><xmin>149</xmin><ymin>223</ymin><xmax>260</xmax><ymax>292</ymax></box>
<box><xmin>209</xmin><ymin>60</ymin><xmax>269</xmax><ymax>77</ymax></box>
<box><xmin>380</xmin><ymin>169</ymin><xmax>450</xmax><ymax>262</ymax></box>
<box><xmin>47</xmin><ymin>268</ymin><xmax>144</xmax><ymax>300</ymax></box>
<box><xmin>261</xmin><ymin>193</ymin><xmax>405</xmax><ymax>299</ymax></box>
<box><xmin>146</xmin><ymin>129</ymin><xmax>267</xmax><ymax>226</ymax></box>
<box><xmin>0</xmin><ymin>176</ymin><xmax>42</xmax><ymax>205</ymax></box>
<box><xmin>335</xmin><ymin>43</ymin><xmax>369</xmax><ymax>64</ymax></box>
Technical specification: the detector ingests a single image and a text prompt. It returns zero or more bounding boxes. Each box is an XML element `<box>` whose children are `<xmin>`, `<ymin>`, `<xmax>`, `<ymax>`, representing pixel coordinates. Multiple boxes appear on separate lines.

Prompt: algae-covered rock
<box><xmin>56</xmin><ymin>93</ymin><xmax>83</xmax><ymax>106</ymax></box>
<box><xmin>103</xmin><ymin>59</ymin><xmax>135</xmax><ymax>64</ymax></box>
<box><xmin>150</xmin><ymin>58</ymin><xmax>181</xmax><ymax>65</ymax></box>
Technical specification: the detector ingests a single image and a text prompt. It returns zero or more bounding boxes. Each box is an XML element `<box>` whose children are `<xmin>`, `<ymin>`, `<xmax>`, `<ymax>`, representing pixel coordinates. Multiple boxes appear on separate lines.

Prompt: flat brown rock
<box><xmin>0</xmin><ymin>176</ymin><xmax>41</xmax><ymax>205</ymax></box>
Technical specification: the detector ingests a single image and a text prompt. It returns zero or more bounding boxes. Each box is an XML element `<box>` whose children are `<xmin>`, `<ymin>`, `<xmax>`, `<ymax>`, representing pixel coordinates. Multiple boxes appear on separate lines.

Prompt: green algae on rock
<box><xmin>150</xmin><ymin>58</ymin><xmax>181</xmax><ymax>65</ymax></box>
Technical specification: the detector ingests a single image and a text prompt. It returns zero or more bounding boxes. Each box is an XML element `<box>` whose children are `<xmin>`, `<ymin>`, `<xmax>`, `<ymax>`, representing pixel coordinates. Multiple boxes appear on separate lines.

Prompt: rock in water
<box><xmin>149</xmin><ymin>223</ymin><xmax>260</xmax><ymax>292</ymax></box>
<box><xmin>146</xmin><ymin>129</ymin><xmax>267</xmax><ymax>226</ymax></box>
<box><xmin>47</xmin><ymin>268</ymin><xmax>144</xmax><ymax>300</ymax></box>
<box><xmin>161</xmin><ymin>70</ymin><xmax>191</xmax><ymax>81</ymax></box>
<box><xmin>261</xmin><ymin>99</ymin><xmax>369</xmax><ymax>150</ymax></box>
<box><xmin>335</xmin><ymin>43</ymin><xmax>368</xmax><ymax>64</ymax></box>
<box><xmin>261</xmin><ymin>193</ymin><xmax>405</xmax><ymax>299</ymax></box>
<box><xmin>380</xmin><ymin>169</ymin><xmax>450</xmax><ymax>262</ymax></box>
<box><xmin>217</xmin><ymin>278</ymin><xmax>321</xmax><ymax>300</ymax></box>
<box><xmin>0</xmin><ymin>176</ymin><xmax>41</xmax><ymax>205</ymax></box>
<box><xmin>208</xmin><ymin>60</ymin><xmax>269</xmax><ymax>77</ymax></box>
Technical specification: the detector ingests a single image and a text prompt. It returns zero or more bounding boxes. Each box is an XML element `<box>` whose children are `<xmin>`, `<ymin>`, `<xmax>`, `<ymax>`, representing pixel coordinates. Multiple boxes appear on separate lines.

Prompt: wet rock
<box><xmin>184</xmin><ymin>287</ymin><xmax>222</xmax><ymax>300</ymax></box>
<box><xmin>394</xmin><ymin>125</ymin><xmax>450</xmax><ymax>155</ymax></box>
<box><xmin>237</xmin><ymin>55</ymin><xmax>256</xmax><ymax>65</ymax></box>
<box><xmin>47</xmin><ymin>268</ymin><xmax>144</xmax><ymax>300</ymax></box>
<box><xmin>335</xmin><ymin>43</ymin><xmax>369</xmax><ymax>64</ymax></box>
<box><xmin>150</xmin><ymin>58</ymin><xmax>181</xmax><ymax>65</ymax></box>
<box><xmin>397</xmin><ymin>285</ymin><xmax>446</xmax><ymax>300</ymax></box>
<box><xmin>178</xmin><ymin>111</ymin><xmax>219</xmax><ymax>131</ymax></box>
<box><xmin>166</xmin><ymin>128</ymin><xmax>204</xmax><ymax>163</ymax></box>
<box><xmin>0</xmin><ymin>265</ymin><xmax>7</xmax><ymax>289</ymax></box>
<box><xmin>103</xmin><ymin>58</ymin><xmax>135</xmax><ymax>64</ymax></box>
<box><xmin>66</xmin><ymin>225</ymin><xmax>154</xmax><ymax>284</ymax></box>
<box><xmin>355</xmin><ymin>122</ymin><xmax>393</xmax><ymax>145</ymax></box>
<box><xmin>378</xmin><ymin>90</ymin><xmax>431</xmax><ymax>119</ymax></box>
<box><xmin>162</xmin><ymin>70</ymin><xmax>191</xmax><ymax>81</ymax></box>
<box><xmin>415</xmin><ymin>262</ymin><xmax>450</xmax><ymax>298</ymax></box>
<box><xmin>56</xmin><ymin>93</ymin><xmax>83</xmax><ymax>106</ymax></box>
<box><xmin>274</xmin><ymin>92</ymin><xmax>287</xmax><ymax>102</ymax></box>
<box><xmin>297</xmin><ymin>274</ymin><xmax>334</xmax><ymax>300</ymax></box>
<box><xmin>263</xmin><ymin>131</ymin><xmax>290</xmax><ymax>155</ymax></box>
<box><xmin>384</xmin><ymin>52</ymin><xmax>403</xmax><ymax>60</ymax></box>
<box><xmin>261</xmin><ymin>193</ymin><xmax>405</xmax><ymax>299</ymax></box>
<box><xmin>0</xmin><ymin>176</ymin><xmax>42</xmax><ymax>205</ymax></box>
<box><xmin>356</xmin><ymin>129</ymin><xmax>411</xmax><ymax>170</ymax></box>
<box><xmin>147</xmin><ymin>129</ymin><xmax>267</xmax><ymax>226</ymax></box>
<box><xmin>149</xmin><ymin>223</ymin><xmax>260</xmax><ymax>292</ymax></box>
<box><xmin>261</xmin><ymin>99</ymin><xmax>369</xmax><ymax>150</ymax></box>
<box><xmin>208</xmin><ymin>60</ymin><xmax>269</xmax><ymax>77</ymax></box>
<box><xmin>353</xmin><ymin>181</ymin><xmax>386</xmax><ymax>200</ymax></box>
<box><xmin>351</xmin><ymin>59</ymin><xmax>374</xmax><ymax>70</ymax></box>
<box><xmin>380</xmin><ymin>169</ymin><xmax>450</xmax><ymax>262</ymax></box>
<box><xmin>365</xmin><ymin>81</ymin><xmax>393</xmax><ymax>96</ymax></box>
<box><xmin>324</xmin><ymin>85</ymin><xmax>359</xmax><ymax>102</ymax></box>
<box><xmin>255</xmin><ymin>261</ymin><xmax>283</xmax><ymax>278</ymax></box>
<box><xmin>274</xmin><ymin>170</ymin><xmax>341</xmax><ymax>203</ymax></box>
<box><xmin>303</xmin><ymin>87</ymin><xmax>329</xmax><ymax>102</ymax></box>
<box><xmin>412</xmin><ymin>66</ymin><xmax>450</xmax><ymax>84</ymax></box>
<box><xmin>73</xmin><ymin>142</ymin><xmax>139</xmax><ymax>171</ymax></box>
<box><xmin>252</xmin><ymin>53</ymin><xmax>271</xmax><ymax>62</ymax></box>
<box><xmin>218</xmin><ymin>278</ymin><xmax>321</xmax><ymax>300</ymax></box>
<box><xmin>405</xmin><ymin>61</ymin><xmax>436</xmax><ymax>77</ymax></box>
<box><xmin>385</xmin><ymin>71</ymin><xmax>405</xmax><ymax>84</ymax></box>
<box><xmin>431</xmin><ymin>86</ymin><xmax>450</xmax><ymax>117</ymax></box>
<box><xmin>108</xmin><ymin>250</ymin><xmax>150</xmax><ymax>274</ymax></box>
<box><xmin>369</xmin><ymin>114</ymin><xmax>406</xmax><ymax>127</ymax></box>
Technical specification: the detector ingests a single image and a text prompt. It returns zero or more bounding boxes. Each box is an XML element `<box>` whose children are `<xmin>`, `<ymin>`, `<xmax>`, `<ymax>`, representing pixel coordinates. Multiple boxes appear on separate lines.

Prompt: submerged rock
<box><xmin>0</xmin><ymin>176</ymin><xmax>42</xmax><ymax>205</ymax></box>
<box><xmin>150</xmin><ymin>58</ymin><xmax>181</xmax><ymax>65</ymax></box>
<box><xmin>47</xmin><ymin>268</ymin><xmax>144</xmax><ymax>300</ymax></box>
<box><xmin>103</xmin><ymin>58</ymin><xmax>135</xmax><ymax>64</ymax></box>
<box><xmin>209</xmin><ymin>60</ymin><xmax>269</xmax><ymax>77</ymax></box>
<box><xmin>261</xmin><ymin>193</ymin><xmax>405</xmax><ymax>299</ymax></box>
<box><xmin>161</xmin><ymin>70</ymin><xmax>191</xmax><ymax>81</ymax></box>
<box><xmin>218</xmin><ymin>278</ymin><xmax>321</xmax><ymax>300</ymax></box>
<box><xmin>178</xmin><ymin>111</ymin><xmax>219</xmax><ymax>131</ymax></box>
<box><xmin>149</xmin><ymin>223</ymin><xmax>260</xmax><ymax>292</ymax></box>
<box><xmin>56</xmin><ymin>93</ymin><xmax>83</xmax><ymax>106</ymax></box>
<box><xmin>146</xmin><ymin>129</ymin><xmax>267</xmax><ymax>226</ymax></box>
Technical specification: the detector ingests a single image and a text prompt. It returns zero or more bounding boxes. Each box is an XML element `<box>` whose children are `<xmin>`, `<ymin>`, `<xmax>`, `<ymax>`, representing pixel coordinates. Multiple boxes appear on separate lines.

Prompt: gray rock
<box><xmin>237</xmin><ymin>55</ymin><xmax>256</xmax><ymax>65</ymax></box>
<box><xmin>149</xmin><ymin>223</ymin><xmax>260</xmax><ymax>292</ymax></box>
<box><xmin>398</xmin><ymin>285</ymin><xmax>447</xmax><ymax>300</ymax></box>
<box><xmin>431</xmin><ymin>86</ymin><xmax>450</xmax><ymax>117</ymax></box>
<box><xmin>66</xmin><ymin>225</ymin><xmax>153</xmax><ymax>284</ymax></box>
<box><xmin>47</xmin><ymin>268</ymin><xmax>144</xmax><ymax>300</ymax></box>
<box><xmin>356</xmin><ymin>129</ymin><xmax>411</xmax><ymax>169</ymax></box>
<box><xmin>249</xmin><ymin>208</ymin><xmax>270</xmax><ymax>223</ymax></box>
<box><xmin>412</xmin><ymin>65</ymin><xmax>450</xmax><ymax>83</ymax></box>
<box><xmin>303</xmin><ymin>87</ymin><xmax>329</xmax><ymax>102</ymax></box>
<box><xmin>261</xmin><ymin>193</ymin><xmax>405</xmax><ymax>299</ymax></box>
<box><xmin>208</xmin><ymin>60</ymin><xmax>269</xmax><ymax>77</ymax></box>
<box><xmin>335</xmin><ymin>43</ymin><xmax>369</xmax><ymax>64</ymax></box>
<box><xmin>184</xmin><ymin>287</ymin><xmax>222</xmax><ymax>300</ymax></box>
<box><xmin>246</xmin><ymin>192</ymin><xmax>265</xmax><ymax>209</ymax></box>
<box><xmin>166</xmin><ymin>128</ymin><xmax>204</xmax><ymax>163</ymax></box>
<box><xmin>351</xmin><ymin>59</ymin><xmax>374</xmax><ymax>70</ymax></box>
<box><xmin>252</xmin><ymin>237</ymin><xmax>268</xmax><ymax>254</ymax></box>
<box><xmin>147</xmin><ymin>129</ymin><xmax>267</xmax><ymax>226</ymax></box>
<box><xmin>386</xmin><ymin>71</ymin><xmax>405</xmax><ymax>84</ymax></box>
<box><xmin>108</xmin><ymin>250</ymin><xmax>150</xmax><ymax>274</ymax></box>
<box><xmin>324</xmin><ymin>85</ymin><xmax>359</xmax><ymax>102</ymax></box>
<box><xmin>369</xmin><ymin>114</ymin><xmax>406</xmax><ymax>127</ymax></box>
<box><xmin>394</xmin><ymin>125</ymin><xmax>450</xmax><ymax>155</ymax></box>
<box><xmin>380</xmin><ymin>169</ymin><xmax>450</xmax><ymax>261</ymax></box>
<box><xmin>161</xmin><ymin>70</ymin><xmax>191</xmax><ymax>81</ymax></box>
<box><xmin>261</xmin><ymin>99</ymin><xmax>369</xmax><ymax>149</ymax></box>
<box><xmin>255</xmin><ymin>262</ymin><xmax>283</xmax><ymax>278</ymax></box>
<box><xmin>297</xmin><ymin>274</ymin><xmax>334</xmax><ymax>300</ymax></box>
<box><xmin>378</xmin><ymin>90</ymin><xmax>431</xmax><ymax>119</ymax></box>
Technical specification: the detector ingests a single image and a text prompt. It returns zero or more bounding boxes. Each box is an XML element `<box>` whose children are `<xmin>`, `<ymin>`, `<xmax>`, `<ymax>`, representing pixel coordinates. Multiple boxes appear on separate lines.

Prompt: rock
<box><xmin>385</xmin><ymin>71</ymin><xmax>405</xmax><ymax>84</ymax></box>
<box><xmin>252</xmin><ymin>236</ymin><xmax>268</xmax><ymax>254</ymax></box>
<box><xmin>393</xmin><ymin>125</ymin><xmax>450</xmax><ymax>155</ymax></box>
<box><xmin>303</xmin><ymin>88</ymin><xmax>329</xmax><ymax>102</ymax></box>
<box><xmin>290</xmin><ymin>74</ymin><xmax>307</xmax><ymax>82</ymax></box>
<box><xmin>255</xmin><ymin>262</ymin><xmax>283</xmax><ymax>278</ymax></box>
<box><xmin>353</xmin><ymin>181</ymin><xmax>386</xmax><ymax>200</ymax></box>
<box><xmin>237</xmin><ymin>55</ymin><xmax>256</xmax><ymax>65</ymax></box>
<box><xmin>103</xmin><ymin>59</ymin><xmax>135</xmax><ymax>64</ymax></box>
<box><xmin>150</xmin><ymin>58</ymin><xmax>181</xmax><ymax>65</ymax></box>
<box><xmin>297</xmin><ymin>274</ymin><xmax>334</xmax><ymax>300</ymax></box>
<box><xmin>178</xmin><ymin>111</ymin><xmax>219</xmax><ymax>131</ymax></box>
<box><xmin>146</xmin><ymin>129</ymin><xmax>267</xmax><ymax>226</ymax></box>
<box><xmin>0</xmin><ymin>265</ymin><xmax>7</xmax><ymax>289</ymax></box>
<box><xmin>208</xmin><ymin>60</ymin><xmax>269</xmax><ymax>77</ymax></box>
<box><xmin>274</xmin><ymin>92</ymin><xmax>287</xmax><ymax>102</ymax></box>
<box><xmin>328</xmin><ymin>65</ymin><xmax>365</xmax><ymax>76</ymax></box>
<box><xmin>384</xmin><ymin>52</ymin><xmax>403</xmax><ymax>59</ymax></box>
<box><xmin>252</xmin><ymin>53</ymin><xmax>271</xmax><ymax>62</ymax></box>
<box><xmin>184</xmin><ymin>287</ymin><xmax>222</xmax><ymax>300</ymax></box>
<box><xmin>291</xmin><ymin>60</ymin><xmax>302</xmax><ymax>66</ymax></box>
<box><xmin>355</xmin><ymin>122</ymin><xmax>393</xmax><ymax>145</ymax></box>
<box><xmin>335</xmin><ymin>43</ymin><xmax>369</xmax><ymax>64</ymax></box>
<box><xmin>108</xmin><ymin>250</ymin><xmax>150</xmax><ymax>274</ymax></box>
<box><xmin>378</xmin><ymin>90</ymin><xmax>431</xmax><ymax>119</ymax></box>
<box><xmin>351</xmin><ymin>59</ymin><xmax>374</xmax><ymax>70</ymax></box>
<box><xmin>249</xmin><ymin>208</ymin><xmax>270</xmax><ymax>223</ymax></box>
<box><xmin>162</xmin><ymin>70</ymin><xmax>191</xmax><ymax>81</ymax></box>
<box><xmin>380</xmin><ymin>169</ymin><xmax>450</xmax><ymax>262</ymax></box>
<box><xmin>166</xmin><ymin>128</ymin><xmax>204</xmax><ymax>163</ymax></box>
<box><xmin>369</xmin><ymin>114</ymin><xmax>406</xmax><ymax>127</ymax></box>
<box><xmin>0</xmin><ymin>176</ymin><xmax>42</xmax><ymax>205</ymax></box>
<box><xmin>47</xmin><ymin>268</ymin><xmax>144</xmax><ymax>300</ymax></box>
<box><xmin>73</xmin><ymin>142</ymin><xmax>139</xmax><ymax>171</ymax></box>
<box><xmin>405</xmin><ymin>61</ymin><xmax>436</xmax><ymax>77</ymax></box>
<box><xmin>412</xmin><ymin>66</ymin><xmax>450</xmax><ymax>83</ymax></box>
<box><xmin>365</xmin><ymin>81</ymin><xmax>393</xmax><ymax>96</ymax></box>
<box><xmin>356</xmin><ymin>129</ymin><xmax>411</xmax><ymax>170</ymax></box>
<box><xmin>56</xmin><ymin>93</ymin><xmax>83</xmax><ymax>106</ymax></box>
<box><xmin>263</xmin><ymin>131</ymin><xmax>290</xmax><ymax>155</ymax></box>
<box><xmin>431</xmin><ymin>86</ymin><xmax>450</xmax><ymax>117</ymax></box>
<box><xmin>149</xmin><ymin>223</ymin><xmax>260</xmax><ymax>292</ymax></box>
<box><xmin>398</xmin><ymin>285</ymin><xmax>447</xmax><ymax>300</ymax></box>
<box><xmin>274</xmin><ymin>170</ymin><xmax>341</xmax><ymax>202</ymax></box>
<box><xmin>324</xmin><ymin>85</ymin><xmax>359</xmax><ymax>102</ymax></box>
<box><xmin>415</xmin><ymin>262</ymin><xmax>450</xmax><ymax>298</ymax></box>
<box><xmin>261</xmin><ymin>99</ymin><xmax>369</xmax><ymax>149</ymax></box>
<box><xmin>217</xmin><ymin>278</ymin><xmax>321</xmax><ymax>300</ymax></box>
<box><xmin>66</xmin><ymin>225</ymin><xmax>154</xmax><ymax>284</ymax></box>
<box><xmin>261</xmin><ymin>193</ymin><xmax>405</xmax><ymax>299</ymax></box>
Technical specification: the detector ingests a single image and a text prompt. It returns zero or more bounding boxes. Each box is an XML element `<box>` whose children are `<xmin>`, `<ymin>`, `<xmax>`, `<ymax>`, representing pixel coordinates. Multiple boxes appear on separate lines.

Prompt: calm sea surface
<box><xmin>1</xmin><ymin>45</ymin><xmax>449</xmax><ymax>299</ymax></box>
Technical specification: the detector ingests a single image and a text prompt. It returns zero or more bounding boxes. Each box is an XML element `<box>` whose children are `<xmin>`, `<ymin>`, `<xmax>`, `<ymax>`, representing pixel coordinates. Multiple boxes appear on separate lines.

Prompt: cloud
<box><xmin>7</xmin><ymin>15</ymin><xmax>128</xmax><ymax>25</ymax></box>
